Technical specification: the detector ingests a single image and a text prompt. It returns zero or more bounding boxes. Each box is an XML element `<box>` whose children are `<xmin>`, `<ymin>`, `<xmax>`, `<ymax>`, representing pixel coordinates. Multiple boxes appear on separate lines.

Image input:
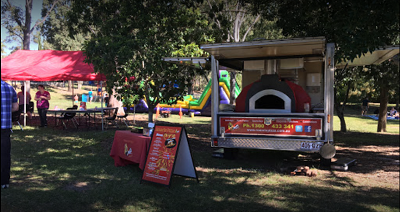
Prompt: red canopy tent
<box><xmin>1</xmin><ymin>50</ymin><xmax>105</xmax><ymax>81</ymax></box>
<box><xmin>1</xmin><ymin>50</ymin><xmax>108</xmax><ymax>129</ymax></box>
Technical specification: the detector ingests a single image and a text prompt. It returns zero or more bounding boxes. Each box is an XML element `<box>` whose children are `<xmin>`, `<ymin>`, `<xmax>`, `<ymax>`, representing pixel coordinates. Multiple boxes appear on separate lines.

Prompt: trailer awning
<box><xmin>163</xmin><ymin>37</ymin><xmax>398</xmax><ymax>70</ymax></box>
<box><xmin>336</xmin><ymin>45</ymin><xmax>399</xmax><ymax>68</ymax></box>
<box><xmin>200</xmin><ymin>37</ymin><xmax>327</xmax><ymax>70</ymax></box>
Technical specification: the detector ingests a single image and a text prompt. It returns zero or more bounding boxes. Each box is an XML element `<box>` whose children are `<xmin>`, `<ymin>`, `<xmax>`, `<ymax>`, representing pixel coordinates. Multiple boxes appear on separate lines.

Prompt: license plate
<box><xmin>300</xmin><ymin>142</ymin><xmax>323</xmax><ymax>150</ymax></box>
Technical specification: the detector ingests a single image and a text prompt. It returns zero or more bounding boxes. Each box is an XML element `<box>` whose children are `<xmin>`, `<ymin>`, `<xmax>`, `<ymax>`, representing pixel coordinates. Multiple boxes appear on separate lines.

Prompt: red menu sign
<box><xmin>141</xmin><ymin>125</ymin><xmax>182</xmax><ymax>186</ymax></box>
<box><xmin>220</xmin><ymin>117</ymin><xmax>322</xmax><ymax>137</ymax></box>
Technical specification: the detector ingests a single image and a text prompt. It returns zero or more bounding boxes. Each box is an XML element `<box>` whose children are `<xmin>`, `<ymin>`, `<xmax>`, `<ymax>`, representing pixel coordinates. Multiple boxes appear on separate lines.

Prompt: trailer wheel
<box><xmin>320</xmin><ymin>156</ymin><xmax>331</xmax><ymax>167</ymax></box>
<box><xmin>223</xmin><ymin>148</ymin><xmax>239</xmax><ymax>160</ymax></box>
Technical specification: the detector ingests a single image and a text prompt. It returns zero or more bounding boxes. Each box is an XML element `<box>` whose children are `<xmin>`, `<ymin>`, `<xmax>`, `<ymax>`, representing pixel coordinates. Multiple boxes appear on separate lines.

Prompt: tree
<box><xmin>68</xmin><ymin>0</ymin><xmax>217</xmax><ymax>122</ymax></box>
<box><xmin>206</xmin><ymin>0</ymin><xmax>260</xmax><ymax>43</ymax></box>
<box><xmin>333</xmin><ymin>65</ymin><xmax>361</xmax><ymax>131</ymax></box>
<box><xmin>1</xmin><ymin>39</ymin><xmax>6</xmax><ymax>58</ymax></box>
<box><xmin>171</xmin><ymin>42</ymin><xmax>210</xmax><ymax>95</ymax></box>
<box><xmin>41</xmin><ymin>0</ymin><xmax>90</xmax><ymax>51</ymax></box>
<box><xmin>40</xmin><ymin>0</ymin><xmax>92</xmax><ymax>92</ymax></box>
<box><xmin>1</xmin><ymin>0</ymin><xmax>60</xmax><ymax>50</ymax></box>
<box><xmin>32</xmin><ymin>31</ymin><xmax>43</xmax><ymax>50</ymax></box>
<box><xmin>1</xmin><ymin>0</ymin><xmax>60</xmax><ymax>92</ymax></box>
<box><xmin>251</xmin><ymin>0</ymin><xmax>399</xmax><ymax>132</ymax></box>
<box><xmin>244</xmin><ymin>18</ymin><xmax>285</xmax><ymax>41</ymax></box>
<box><xmin>363</xmin><ymin>60</ymin><xmax>399</xmax><ymax>132</ymax></box>
<box><xmin>205</xmin><ymin>0</ymin><xmax>274</xmax><ymax>104</ymax></box>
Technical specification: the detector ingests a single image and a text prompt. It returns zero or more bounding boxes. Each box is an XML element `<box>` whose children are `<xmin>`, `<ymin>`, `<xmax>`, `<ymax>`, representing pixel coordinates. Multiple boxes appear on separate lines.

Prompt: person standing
<box><xmin>97</xmin><ymin>85</ymin><xmax>102</xmax><ymax>96</ymax></box>
<box><xmin>1</xmin><ymin>80</ymin><xmax>19</xmax><ymax>189</ymax></box>
<box><xmin>361</xmin><ymin>97</ymin><xmax>370</xmax><ymax>116</ymax></box>
<box><xmin>74</xmin><ymin>94</ymin><xmax>79</xmax><ymax>105</ymax></box>
<box><xmin>17</xmin><ymin>86</ymin><xmax>32</xmax><ymax>119</ymax></box>
<box><xmin>88</xmin><ymin>89</ymin><xmax>93</xmax><ymax>103</ymax></box>
<box><xmin>34</xmin><ymin>85</ymin><xmax>51</xmax><ymax>127</ymax></box>
<box><xmin>104</xmin><ymin>93</ymin><xmax>110</xmax><ymax>107</ymax></box>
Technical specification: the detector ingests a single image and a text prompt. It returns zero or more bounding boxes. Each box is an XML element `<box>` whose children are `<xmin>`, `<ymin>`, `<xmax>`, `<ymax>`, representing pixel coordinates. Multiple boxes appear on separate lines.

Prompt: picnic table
<box><xmin>47</xmin><ymin>107</ymin><xmax>118</xmax><ymax>129</ymax></box>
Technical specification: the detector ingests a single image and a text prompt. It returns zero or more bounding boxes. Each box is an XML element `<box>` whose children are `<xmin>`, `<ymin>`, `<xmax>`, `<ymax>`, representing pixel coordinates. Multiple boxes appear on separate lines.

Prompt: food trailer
<box><xmin>165</xmin><ymin>37</ymin><xmax>398</xmax><ymax>162</ymax></box>
<box><xmin>200</xmin><ymin>37</ymin><xmax>398</xmax><ymax>161</ymax></box>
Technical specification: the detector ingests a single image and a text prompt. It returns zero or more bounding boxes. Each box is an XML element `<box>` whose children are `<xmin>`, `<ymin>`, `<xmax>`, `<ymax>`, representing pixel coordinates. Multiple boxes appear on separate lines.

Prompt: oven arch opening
<box><xmin>249</xmin><ymin>89</ymin><xmax>291</xmax><ymax>113</ymax></box>
<box><xmin>255</xmin><ymin>95</ymin><xmax>285</xmax><ymax>109</ymax></box>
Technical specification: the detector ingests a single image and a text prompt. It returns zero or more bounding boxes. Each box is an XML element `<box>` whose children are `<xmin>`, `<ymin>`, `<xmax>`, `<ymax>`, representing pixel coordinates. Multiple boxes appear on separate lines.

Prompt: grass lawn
<box><xmin>1</xmin><ymin>85</ymin><xmax>399</xmax><ymax>212</ymax></box>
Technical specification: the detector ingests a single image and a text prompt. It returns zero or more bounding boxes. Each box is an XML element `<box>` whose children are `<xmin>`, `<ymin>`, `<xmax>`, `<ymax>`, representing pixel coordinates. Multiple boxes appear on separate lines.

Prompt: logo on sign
<box><xmin>264</xmin><ymin>118</ymin><xmax>272</xmax><ymax>125</ymax></box>
<box><xmin>295</xmin><ymin>125</ymin><xmax>303</xmax><ymax>132</ymax></box>
<box><xmin>305</xmin><ymin>126</ymin><xmax>312</xmax><ymax>132</ymax></box>
<box><xmin>124</xmin><ymin>144</ymin><xmax>132</xmax><ymax>157</ymax></box>
<box><xmin>165</xmin><ymin>138</ymin><xmax>177</xmax><ymax>148</ymax></box>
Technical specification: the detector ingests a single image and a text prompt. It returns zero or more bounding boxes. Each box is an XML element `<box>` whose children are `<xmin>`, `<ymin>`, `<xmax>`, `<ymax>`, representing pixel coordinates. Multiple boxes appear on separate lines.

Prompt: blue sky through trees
<box><xmin>1</xmin><ymin>0</ymin><xmax>43</xmax><ymax>55</ymax></box>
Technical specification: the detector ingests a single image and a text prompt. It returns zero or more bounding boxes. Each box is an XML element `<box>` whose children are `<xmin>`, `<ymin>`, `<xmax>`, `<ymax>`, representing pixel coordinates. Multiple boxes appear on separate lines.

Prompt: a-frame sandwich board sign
<box><xmin>140</xmin><ymin>124</ymin><xmax>198</xmax><ymax>187</ymax></box>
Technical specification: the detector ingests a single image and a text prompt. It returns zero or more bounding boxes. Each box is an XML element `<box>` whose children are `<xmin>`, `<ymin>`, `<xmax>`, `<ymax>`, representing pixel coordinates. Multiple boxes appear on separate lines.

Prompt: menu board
<box><xmin>220</xmin><ymin>117</ymin><xmax>322</xmax><ymax>137</ymax></box>
<box><xmin>141</xmin><ymin>125</ymin><xmax>198</xmax><ymax>187</ymax></box>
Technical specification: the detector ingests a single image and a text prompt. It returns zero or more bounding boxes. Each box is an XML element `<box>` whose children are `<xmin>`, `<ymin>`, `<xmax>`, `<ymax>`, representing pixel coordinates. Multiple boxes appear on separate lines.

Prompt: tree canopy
<box><xmin>68</xmin><ymin>0</ymin><xmax>219</xmax><ymax>122</ymax></box>
<box><xmin>1</xmin><ymin>0</ymin><xmax>60</xmax><ymax>50</ymax></box>
<box><xmin>251</xmin><ymin>0</ymin><xmax>399</xmax><ymax>132</ymax></box>
<box><xmin>41</xmin><ymin>0</ymin><xmax>90</xmax><ymax>51</ymax></box>
<box><xmin>251</xmin><ymin>0</ymin><xmax>399</xmax><ymax>63</ymax></box>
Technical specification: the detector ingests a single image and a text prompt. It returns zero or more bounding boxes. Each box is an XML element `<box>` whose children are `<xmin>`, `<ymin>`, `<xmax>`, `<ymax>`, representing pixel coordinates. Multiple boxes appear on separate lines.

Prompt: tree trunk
<box><xmin>23</xmin><ymin>0</ymin><xmax>33</xmax><ymax>50</ymax></box>
<box><xmin>333</xmin><ymin>76</ymin><xmax>352</xmax><ymax>132</ymax></box>
<box><xmin>377</xmin><ymin>86</ymin><xmax>389</xmax><ymax>132</ymax></box>
<box><xmin>188</xmin><ymin>79</ymin><xmax>193</xmax><ymax>95</ymax></box>
<box><xmin>148</xmin><ymin>106</ymin><xmax>154</xmax><ymax>123</ymax></box>
<box><xmin>144</xmin><ymin>90</ymin><xmax>154</xmax><ymax>123</ymax></box>
<box><xmin>68</xmin><ymin>80</ymin><xmax>72</xmax><ymax>92</ymax></box>
<box><xmin>335</xmin><ymin>105</ymin><xmax>347</xmax><ymax>132</ymax></box>
<box><xmin>229</xmin><ymin>71</ymin><xmax>236</xmax><ymax>104</ymax></box>
<box><xmin>77</xmin><ymin>81</ymin><xmax>83</xmax><ymax>90</ymax></box>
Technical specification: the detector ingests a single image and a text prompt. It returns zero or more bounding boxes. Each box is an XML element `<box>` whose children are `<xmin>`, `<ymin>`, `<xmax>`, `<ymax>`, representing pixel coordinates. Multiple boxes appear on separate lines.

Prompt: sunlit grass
<box><xmin>333</xmin><ymin>115</ymin><xmax>399</xmax><ymax>134</ymax></box>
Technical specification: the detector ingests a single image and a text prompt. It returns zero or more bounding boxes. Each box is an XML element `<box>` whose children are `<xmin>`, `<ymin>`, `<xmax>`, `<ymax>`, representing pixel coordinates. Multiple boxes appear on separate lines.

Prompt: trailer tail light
<box><xmin>213</xmin><ymin>138</ymin><xmax>218</xmax><ymax>146</ymax></box>
<box><xmin>327</xmin><ymin>114</ymin><xmax>331</xmax><ymax>123</ymax></box>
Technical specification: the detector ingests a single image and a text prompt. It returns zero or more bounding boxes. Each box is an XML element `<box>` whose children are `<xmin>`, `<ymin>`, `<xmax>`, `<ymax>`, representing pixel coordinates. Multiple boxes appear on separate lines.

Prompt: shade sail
<box><xmin>336</xmin><ymin>45</ymin><xmax>399</xmax><ymax>68</ymax></box>
<box><xmin>1</xmin><ymin>50</ymin><xmax>106</xmax><ymax>81</ymax></box>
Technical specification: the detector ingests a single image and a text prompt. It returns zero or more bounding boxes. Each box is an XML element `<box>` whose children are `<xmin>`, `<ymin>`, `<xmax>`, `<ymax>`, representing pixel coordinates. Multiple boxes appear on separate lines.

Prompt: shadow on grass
<box><xmin>3</xmin><ymin>142</ymin><xmax>399</xmax><ymax>212</ymax></box>
<box><xmin>2</xmin><ymin>125</ymin><xmax>399</xmax><ymax>211</ymax></box>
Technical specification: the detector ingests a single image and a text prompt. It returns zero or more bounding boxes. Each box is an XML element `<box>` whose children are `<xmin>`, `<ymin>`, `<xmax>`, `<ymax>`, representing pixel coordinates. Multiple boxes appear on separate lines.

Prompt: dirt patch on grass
<box><xmin>327</xmin><ymin>145</ymin><xmax>399</xmax><ymax>189</ymax></box>
<box><xmin>65</xmin><ymin>181</ymin><xmax>92</xmax><ymax>192</ymax></box>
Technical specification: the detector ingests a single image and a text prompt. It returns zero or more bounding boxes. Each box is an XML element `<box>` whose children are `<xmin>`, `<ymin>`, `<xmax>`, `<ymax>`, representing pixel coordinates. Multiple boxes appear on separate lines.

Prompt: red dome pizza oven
<box><xmin>235</xmin><ymin>74</ymin><xmax>311</xmax><ymax>113</ymax></box>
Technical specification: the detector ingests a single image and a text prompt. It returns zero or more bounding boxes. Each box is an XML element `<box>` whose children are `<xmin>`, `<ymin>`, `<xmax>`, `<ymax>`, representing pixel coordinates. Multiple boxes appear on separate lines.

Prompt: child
<box><xmin>88</xmin><ymin>89</ymin><xmax>93</xmax><ymax>102</ymax></box>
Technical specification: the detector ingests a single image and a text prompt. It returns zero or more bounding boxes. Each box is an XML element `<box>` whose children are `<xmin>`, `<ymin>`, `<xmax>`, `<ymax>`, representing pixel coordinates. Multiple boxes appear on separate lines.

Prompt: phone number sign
<box><xmin>220</xmin><ymin>117</ymin><xmax>322</xmax><ymax>137</ymax></box>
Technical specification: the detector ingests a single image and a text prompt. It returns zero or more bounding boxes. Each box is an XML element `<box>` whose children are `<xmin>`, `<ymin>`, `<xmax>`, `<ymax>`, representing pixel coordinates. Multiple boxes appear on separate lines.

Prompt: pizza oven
<box><xmin>235</xmin><ymin>74</ymin><xmax>310</xmax><ymax>113</ymax></box>
<box><xmin>248</xmin><ymin>88</ymin><xmax>292</xmax><ymax>113</ymax></box>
